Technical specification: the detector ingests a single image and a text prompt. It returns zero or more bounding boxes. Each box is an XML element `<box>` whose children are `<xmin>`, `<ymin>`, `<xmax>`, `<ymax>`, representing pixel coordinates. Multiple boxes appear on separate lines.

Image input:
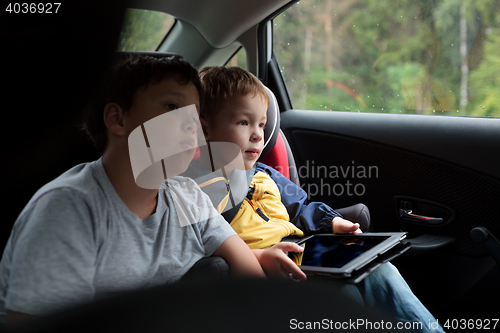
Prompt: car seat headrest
<box><xmin>260</xmin><ymin>86</ymin><xmax>280</xmax><ymax>160</ymax></box>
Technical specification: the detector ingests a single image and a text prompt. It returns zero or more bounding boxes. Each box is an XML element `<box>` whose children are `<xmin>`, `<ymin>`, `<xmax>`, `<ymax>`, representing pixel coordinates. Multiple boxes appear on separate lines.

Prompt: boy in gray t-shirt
<box><xmin>0</xmin><ymin>54</ymin><xmax>265</xmax><ymax>324</ymax></box>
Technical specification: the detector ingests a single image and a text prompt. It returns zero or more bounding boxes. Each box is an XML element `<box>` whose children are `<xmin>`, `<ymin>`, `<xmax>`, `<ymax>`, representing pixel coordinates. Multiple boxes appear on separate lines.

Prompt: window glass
<box><xmin>273</xmin><ymin>0</ymin><xmax>500</xmax><ymax>117</ymax></box>
<box><xmin>118</xmin><ymin>9</ymin><xmax>175</xmax><ymax>52</ymax></box>
<box><xmin>227</xmin><ymin>47</ymin><xmax>248</xmax><ymax>70</ymax></box>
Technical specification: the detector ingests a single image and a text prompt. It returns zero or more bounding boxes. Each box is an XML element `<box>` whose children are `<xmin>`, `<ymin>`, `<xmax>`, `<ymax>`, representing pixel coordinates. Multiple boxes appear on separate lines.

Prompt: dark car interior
<box><xmin>2</xmin><ymin>0</ymin><xmax>500</xmax><ymax>330</ymax></box>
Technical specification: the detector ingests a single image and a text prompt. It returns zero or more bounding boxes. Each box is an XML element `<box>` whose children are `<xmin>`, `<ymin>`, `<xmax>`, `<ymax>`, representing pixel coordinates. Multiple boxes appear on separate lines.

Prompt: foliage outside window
<box><xmin>227</xmin><ymin>47</ymin><xmax>248</xmax><ymax>70</ymax></box>
<box><xmin>274</xmin><ymin>0</ymin><xmax>500</xmax><ymax>117</ymax></box>
<box><xmin>118</xmin><ymin>9</ymin><xmax>175</xmax><ymax>52</ymax></box>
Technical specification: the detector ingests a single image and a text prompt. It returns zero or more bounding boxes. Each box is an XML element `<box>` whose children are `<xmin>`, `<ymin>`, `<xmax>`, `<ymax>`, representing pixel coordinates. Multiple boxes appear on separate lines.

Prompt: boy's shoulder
<box><xmin>34</xmin><ymin>161</ymin><xmax>99</xmax><ymax>198</ymax></box>
<box><xmin>20</xmin><ymin>159</ymin><xmax>108</xmax><ymax>218</ymax></box>
<box><xmin>255</xmin><ymin>162</ymin><xmax>276</xmax><ymax>174</ymax></box>
<box><xmin>255</xmin><ymin>162</ymin><xmax>286</xmax><ymax>179</ymax></box>
<box><xmin>9</xmin><ymin>160</ymin><xmax>112</xmax><ymax>245</ymax></box>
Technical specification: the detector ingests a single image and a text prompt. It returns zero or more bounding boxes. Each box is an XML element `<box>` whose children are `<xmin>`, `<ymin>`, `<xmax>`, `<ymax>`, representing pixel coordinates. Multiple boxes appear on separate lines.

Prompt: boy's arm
<box><xmin>212</xmin><ymin>235</ymin><xmax>266</xmax><ymax>278</ymax></box>
<box><xmin>258</xmin><ymin>163</ymin><xmax>342</xmax><ymax>234</ymax></box>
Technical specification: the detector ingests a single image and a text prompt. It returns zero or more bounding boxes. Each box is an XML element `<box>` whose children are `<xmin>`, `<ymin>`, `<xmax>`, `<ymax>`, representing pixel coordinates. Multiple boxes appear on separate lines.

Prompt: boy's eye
<box><xmin>259</xmin><ymin>123</ymin><xmax>266</xmax><ymax>129</ymax></box>
<box><xmin>165</xmin><ymin>104</ymin><xmax>178</xmax><ymax>111</ymax></box>
<box><xmin>237</xmin><ymin>120</ymin><xmax>248</xmax><ymax>126</ymax></box>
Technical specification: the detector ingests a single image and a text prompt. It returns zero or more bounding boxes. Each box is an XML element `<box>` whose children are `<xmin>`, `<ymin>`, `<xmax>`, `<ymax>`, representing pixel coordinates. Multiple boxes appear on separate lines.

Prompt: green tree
<box><xmin>117</xmin><ymin>9</ymin><xmax>174</xmax><ymax>52</ymax></box>
<box><xmin>273</xmin><ymin>0</ymin><xmax>500</xmax><ymax>117</ymax></box>
<box><xmin>469</xmin><ymin>27</ymin><xmax>500</xmax><ymax>117</ymax></box>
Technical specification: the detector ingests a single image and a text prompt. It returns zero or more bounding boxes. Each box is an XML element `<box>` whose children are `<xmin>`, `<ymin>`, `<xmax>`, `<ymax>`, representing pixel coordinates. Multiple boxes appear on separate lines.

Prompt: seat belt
<box><xmin>221</xmin><ymin>164</ymin><xmax>256</xmax><ymax>223</ymax></box>
<box><xmin>198</xmin><ymin>176</ymin><xmax>230</xmax><ymax>214</ymax></box>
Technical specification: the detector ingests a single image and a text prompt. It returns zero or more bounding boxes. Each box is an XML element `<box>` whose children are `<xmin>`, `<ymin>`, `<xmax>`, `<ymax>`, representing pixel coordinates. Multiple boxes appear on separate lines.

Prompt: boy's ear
<box><xmin>199</xmin><ymin>117</ymin><xmax>210</xmax><ymax>141</ymax></box>
<box><xmin>103</xmin><ymin>102</ymin><xmax>127</xmax><ymax>137</ymax></box>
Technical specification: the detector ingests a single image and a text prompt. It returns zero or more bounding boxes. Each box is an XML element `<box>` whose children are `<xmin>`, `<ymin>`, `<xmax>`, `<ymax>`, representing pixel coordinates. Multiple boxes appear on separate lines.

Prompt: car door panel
<box><xmin>280</xmin><ymin>109</ymin><xmax>500</xmax><ymax>315</ymax></box>
<box><xmin>281</xmin><ymin>110</ymin><xmax>500</xmax><ymax>250</ymax></box>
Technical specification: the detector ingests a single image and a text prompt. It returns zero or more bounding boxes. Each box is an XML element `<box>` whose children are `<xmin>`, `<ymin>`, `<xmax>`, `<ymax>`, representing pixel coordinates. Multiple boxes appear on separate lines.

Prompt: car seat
<box><xmin>471</xmin><ymin>227</ymin><xmax>500</xmax><ymax>267</ymax></box>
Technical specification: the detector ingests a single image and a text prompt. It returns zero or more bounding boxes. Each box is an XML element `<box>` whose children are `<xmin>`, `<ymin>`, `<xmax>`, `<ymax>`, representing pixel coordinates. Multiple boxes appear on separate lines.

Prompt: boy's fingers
<box><xmin>333</xmin><ymin>216</ymin><xmax>357</xmax><ymax>233</ymax></box>
<box><xmin>336</xmin><ymin>220</ymin><xmax>361</xmax><ymax>234</ymax></box>
<box><xmin>270</xmin><ymin>246</ymin><xmax>307</xmax><ymax>281</ymax></box>
<box><xmin>281</xmin><ymin>259</ymin><xmax>307</xmax><ymax>281</ymax></box>
<box><xmin>274</xmin><ymin>241</ymin><xmax>304</xmax><ymax>253</ymax></box>
<box><xmin>279</xmin><ymin>249</ymin><xmax>307</xmax><ymax>281</ymax></box>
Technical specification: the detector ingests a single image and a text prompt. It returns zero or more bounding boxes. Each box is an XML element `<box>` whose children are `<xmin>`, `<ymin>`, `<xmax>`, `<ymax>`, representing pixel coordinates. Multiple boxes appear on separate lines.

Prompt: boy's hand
<box><xmin>252</xmin><ymin>243</ymin><xmax>307</xmax><ymax>282</ymax></box>
<box><xmin>213</xmin><ymin>235</ymin><xmax>266</xmax><ymax>278</ymax></box>
<box><xmin>332</xmin><ymin>216</ymin><xmax>362</xmax><ymax>234</ymax></box>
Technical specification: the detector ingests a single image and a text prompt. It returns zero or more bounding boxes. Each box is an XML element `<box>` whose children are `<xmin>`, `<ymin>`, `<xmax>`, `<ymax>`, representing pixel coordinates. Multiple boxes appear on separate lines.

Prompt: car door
<box><xmin>264</xmin><ymin>0</ymin><xmax>500</xmax><ymax>323</ymax></box>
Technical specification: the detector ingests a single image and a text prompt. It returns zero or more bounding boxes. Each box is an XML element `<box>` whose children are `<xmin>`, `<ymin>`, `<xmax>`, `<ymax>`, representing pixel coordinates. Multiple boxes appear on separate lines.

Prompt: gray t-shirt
<box><xmin>0</xmin><ymin>158</ymin><xmax>235</xmax><ymax>321</ymax></box>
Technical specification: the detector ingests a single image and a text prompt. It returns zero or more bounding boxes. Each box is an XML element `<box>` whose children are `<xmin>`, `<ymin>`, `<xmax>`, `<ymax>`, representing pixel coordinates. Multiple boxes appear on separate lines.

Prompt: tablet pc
<box><xmin>288</xmin><ymin>232</ymin><xmax>408</xmax><ymax>279</ymax></box>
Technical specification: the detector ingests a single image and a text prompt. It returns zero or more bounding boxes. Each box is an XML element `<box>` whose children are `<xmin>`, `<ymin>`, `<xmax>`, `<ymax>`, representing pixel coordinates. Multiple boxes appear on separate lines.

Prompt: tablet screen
<box><xmin>298</xmin><ymin>235</ymin><xmax>388</xmax><ymax>268</ymax></box>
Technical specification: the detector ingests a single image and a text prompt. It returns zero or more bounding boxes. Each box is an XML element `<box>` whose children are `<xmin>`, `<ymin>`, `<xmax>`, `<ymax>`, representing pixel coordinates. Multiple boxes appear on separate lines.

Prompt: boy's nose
<box><xmin>181</xmin><ymin>115</ymin><xmax>197</xmax><ymax>134</ymax></box>
<box><xmin>251</xmin><ymin>130</ymin><xmax>263</xmax><ymax>142</ymax></box>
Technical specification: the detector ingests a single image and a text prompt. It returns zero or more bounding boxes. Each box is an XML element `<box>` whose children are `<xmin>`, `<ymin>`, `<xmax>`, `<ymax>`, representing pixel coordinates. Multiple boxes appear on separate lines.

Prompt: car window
<box><xmin>273</xmin><ymin>0</ymin><xmax>500</xmax><ymax>117</ymax></box>
<box><xmin>118</xmin><ymin>9</ymin><xmax>175</xmax><ymax>52</ymax></box>
<box><xmin>227</xmin><ymin>47</ymin><xmax>248</xmax><ymax>70</ymax></box>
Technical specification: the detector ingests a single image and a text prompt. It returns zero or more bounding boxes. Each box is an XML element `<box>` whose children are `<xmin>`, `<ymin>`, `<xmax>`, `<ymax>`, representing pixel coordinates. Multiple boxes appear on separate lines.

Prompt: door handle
<box><xmin>399</xmin><ymin>209</ymin><xmax>443</xmax><ymax>225</ymax></box>
<box><xmin>394</xmin><ymin>196</ymin><xmax>454</xmax><ymax>226</ymax></box>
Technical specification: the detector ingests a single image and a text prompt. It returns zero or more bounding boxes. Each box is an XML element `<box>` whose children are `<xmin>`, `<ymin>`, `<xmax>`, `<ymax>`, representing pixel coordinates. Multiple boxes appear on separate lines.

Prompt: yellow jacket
<box><xmin>230</xmin><ymin>171</ymin><xmax>304</xmax><ymax>249</ymax></box>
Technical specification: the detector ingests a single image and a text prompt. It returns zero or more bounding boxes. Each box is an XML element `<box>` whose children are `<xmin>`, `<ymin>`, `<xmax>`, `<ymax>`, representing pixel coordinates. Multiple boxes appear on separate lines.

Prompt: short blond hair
<box><xmin>199</xmin><ymin>66</ymin><xmax>269</xmax><ymax>123</ymax></box>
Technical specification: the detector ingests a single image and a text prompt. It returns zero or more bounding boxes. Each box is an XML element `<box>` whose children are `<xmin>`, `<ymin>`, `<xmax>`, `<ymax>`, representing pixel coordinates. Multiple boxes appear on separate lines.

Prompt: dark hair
<box><xmin>81</xmin><ymin>54</ymin><xmax>202</xmax><ymax>154</ymax></box>
<box><xmin>198</xmin><ymin>66</ymin><xmax>269</xmax><ymax>124</ymax></box>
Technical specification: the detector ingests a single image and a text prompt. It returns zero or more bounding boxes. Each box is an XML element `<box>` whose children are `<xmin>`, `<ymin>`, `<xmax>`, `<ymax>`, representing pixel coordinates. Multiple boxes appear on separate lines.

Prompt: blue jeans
<box><xmin>341</xmin><ymin>263</ymin><xmax>444</xmax><ymax>332</ymax></box>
